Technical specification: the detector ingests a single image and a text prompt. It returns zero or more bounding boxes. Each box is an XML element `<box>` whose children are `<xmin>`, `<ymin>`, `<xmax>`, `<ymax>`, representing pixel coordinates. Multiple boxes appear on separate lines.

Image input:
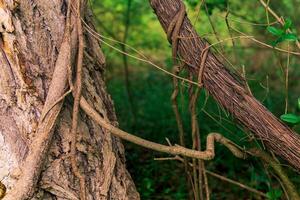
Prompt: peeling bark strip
<box><xmin>149</xmin><ymin>0</ymin><xmax>300</xmax><ymax>170</ymax></box>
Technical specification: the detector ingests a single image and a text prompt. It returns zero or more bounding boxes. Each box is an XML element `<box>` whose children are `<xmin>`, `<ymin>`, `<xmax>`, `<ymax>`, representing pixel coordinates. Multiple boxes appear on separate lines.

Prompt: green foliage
<box><xmin>281</xmin><ymin>33</ymin><xmax>298</xmax><ymax>41</ymax></box>
<box><xmin>267</xmin><ymin>18</ymin><xmax>298</xmax><ymax>46</ymax></box>
<box><xmin>267</xmin><ymin>27</ymin><xmax>284</xmax><ymax>36</ymax></box>
<box><xmin>283</xmin><ymin>18</ymin><xmax>293</xmax><ymax>30</ymax></box>
<box><xmin>203</xmin><ymin>0</ymin><xmax>228</xmax><ymax>14</ymax></box>
<box><xmin>280</xmin><ymin>99</ymin><xmax>300</xmax><ymax>125</ymax></box>
<box><xmin>185</xmin><ymin>0</ymin><xmax>198</xmax><ymax>8</ymax></box>
<box><xmin>280</xmin><ymin>113</ymin><xmax>300</xmax><ymax>124</ymax></box>
<box><xmin>266</xmin><ymin>189</ymin><xmax>283</xmax><ymax>200</ymax></box>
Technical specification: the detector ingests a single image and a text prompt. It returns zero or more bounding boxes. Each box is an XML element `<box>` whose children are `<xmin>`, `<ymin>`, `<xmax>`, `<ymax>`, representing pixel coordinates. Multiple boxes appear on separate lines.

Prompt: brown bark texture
<box><xmin>149</xmin><ymin>0</ymin><xmax>300</xmax><ymax>170</ymax></box>
<box><xmin>0</xmin><ymin>0</ymin><xmax>139</xmax><ymax>199</ymax></box>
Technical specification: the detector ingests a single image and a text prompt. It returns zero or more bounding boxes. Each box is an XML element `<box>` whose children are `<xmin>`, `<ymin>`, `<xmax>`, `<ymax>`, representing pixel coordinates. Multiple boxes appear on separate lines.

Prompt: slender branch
<box><xmin>217</xmin><ymin>27</ymin><xmax>300</xmax><ymax>56</ymax></box>
<box><xmin>285</xmin><ymin>44</ymin><xmax>290</xmax><ymax>114</ymax></box>
<box><xmin>189</xmin><ymin>83</ymin><xmax>201</xmax><ymax>200</ymax></box>
<box><xmin>202</xmin><ymin>162</ymin><xmax>210</xmax><ymax>200</ymax></box>
<box><xmin>193</xmin><ymin>45</ymin><xmax>210</xmax><ymax>200</ymax></box>
<box><xmin>171</xmin><ymin>65</ymin><xmax>186</xmax><ymax>150</ymax></box>
<box><xmin>79</xmin><ymin>96</ymin><xmax>246</xmax><ymax>160</ymax></box>
<box><xmin>167</xmin><ymin>0</ymin><xmax>190</xmax><ymax>193</ymax></box>
<box><xmin>40</xmin><ymin>89</ymin><xmax>72</xmax><ymax>122</ymax></box>
<box><xmin>155</xmin><ymin>155</ymin><xmax>267</xmax><ymax>198</ymax></box>
<box><xmin>205</xmin><ymin>170</ymin><xmax>267</xmax><ymax>198</ymax></box>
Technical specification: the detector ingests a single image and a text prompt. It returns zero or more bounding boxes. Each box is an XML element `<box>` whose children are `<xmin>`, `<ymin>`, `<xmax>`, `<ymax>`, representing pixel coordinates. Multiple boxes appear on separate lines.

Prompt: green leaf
<box><xmin>281</xmin><ymin>33</ymin><xmax>298</xmax><ymax>41</ymax></box>
<box><xmin>266</xmin><ymin>189</ymin><xmax>282</xmax><ymax>200</ymax></box>
<box><xmin>267</xmin><ymin>26</ymin><xmax>284</xmax><ymax>36</ymax></box>
<box><xmin>271</xmin><ymin>36</ymin><xmax>285</xmax><ymax>46</ymax></box>
<box><xmin>280</xmin><ymin>113</ymin><xmax>300</xmax><ymax>124</ymax></box>
<box><xmin>298</xmin><ymin>98</ymin><xmax>300</xmax><ymax>110</ymax></box>
<box><xmin>283</xmin><ymin>18</ymin><xmax>292</xmax><ymax>30</ymax></box>
<box><xmin>271</xmin><ymin>33</ymin><xmax>299</xmax><ymax>46</ymax></box>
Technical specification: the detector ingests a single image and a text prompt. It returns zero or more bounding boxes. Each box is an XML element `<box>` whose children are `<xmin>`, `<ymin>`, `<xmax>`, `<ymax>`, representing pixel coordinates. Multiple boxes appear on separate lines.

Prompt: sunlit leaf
<box><xmin>283</xmin><ymin>18</ymin><xmax>292</xmax><ymax>30</ymax></box>
<box><xmin>267</xmin><ymin>26</ymin><xmax>284</xmax><ymax>36</ymax></box>
<box><xmin>280</xmin><ymin>113</ymin><xmax>300</xmax><ymax>124</ymax></box>
<box><xmin>281</xmin><ymin>33</ymin><xmax>298</xmax><ymax>41</ymax></box>
<box><xmin>298</xmin><ymin>98</ymin><xmax>300</xmax><ymax>110</ymax></box>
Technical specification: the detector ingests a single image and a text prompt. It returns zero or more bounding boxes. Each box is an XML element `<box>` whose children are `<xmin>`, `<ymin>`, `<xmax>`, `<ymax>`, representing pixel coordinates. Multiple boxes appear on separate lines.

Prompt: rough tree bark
<box><xmin>0</xmin><ymin>0</ymin><xmax>139</xmax><ymax>199</ymax></box>
<box><xmin>149</xmin><ymin>0</ymin><xmax>300</xmax><ymax>170</ymax></box>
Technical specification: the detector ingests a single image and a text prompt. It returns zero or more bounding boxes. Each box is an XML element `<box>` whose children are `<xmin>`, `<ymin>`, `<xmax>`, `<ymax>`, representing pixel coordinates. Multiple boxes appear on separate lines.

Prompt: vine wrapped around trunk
<box><xmin>0</xmin><ymin>0</ymin><xmax>139</xmax><ymax>199</ymax></box>
<box><xmin>149</xmin><ymin>0</ymin><xmax>300</xmax><ymax>170</ymax></box>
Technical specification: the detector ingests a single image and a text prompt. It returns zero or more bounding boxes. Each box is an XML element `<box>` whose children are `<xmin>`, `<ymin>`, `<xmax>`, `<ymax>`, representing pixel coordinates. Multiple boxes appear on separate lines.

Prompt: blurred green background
<box><xmin>90</xmin><ymin>0</ymin><xmax>300</xmax><ymax>199</ymax></box>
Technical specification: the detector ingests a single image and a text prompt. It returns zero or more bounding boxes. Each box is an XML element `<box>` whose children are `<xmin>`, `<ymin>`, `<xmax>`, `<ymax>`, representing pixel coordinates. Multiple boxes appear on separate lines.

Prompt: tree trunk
<box><xmin>149</xmin><ymin>0</ymin><xmax>300</xmax><ymax>170</ymax></box>
<box><xmin>0</xmin><ymin>0</ymin><xmax>139</xmax><ymax>199</ymax></box>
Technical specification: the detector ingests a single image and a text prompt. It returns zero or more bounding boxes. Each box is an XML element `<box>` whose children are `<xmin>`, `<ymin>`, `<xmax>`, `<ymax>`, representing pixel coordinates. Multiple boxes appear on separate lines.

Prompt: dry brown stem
<box><xmin>70</xmin><ymin>0</ymin><xmax>86</xmax><ymax>199</ymax></box>
<box><xmin>167</xmin><ymin>0</ymin><xmax>192</xmax><ymax>194</ymax></box>
<box><xmin>79</xmin><ymin>96</ymin><xmax>246</xmax><ymax>160</ymax></box>
<box><xmin>155</xmin><ymin>155</ymin><xmax>266</xmax><ymax>198</ymax></box>
<box><xmin>205</xmin><ymin>170</ymin><xmax>267</xmax><ymax>198</ymax></box>
<box><xmin>171</xmin><ymin>65</ymin><xmax>186</xmax><ymax>149</ymax></box>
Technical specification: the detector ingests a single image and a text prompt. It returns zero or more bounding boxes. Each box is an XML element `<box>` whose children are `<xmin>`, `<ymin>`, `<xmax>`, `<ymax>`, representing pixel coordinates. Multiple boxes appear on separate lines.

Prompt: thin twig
<box><xmin>82</xmin><ymin>20</ymin><xmax>201</xmax><ymax>86</ymax></box>
<box><xmin>216</xmin><ymin>13</ymin><xmax>278</xmax><ymax>26</ymax></box>
<box><xmin>231</xmin><ymin>27</ymin><xmax>300</xmax><ymax>56</ymax></box>
<box><xmin>40</xmin><ymin>89</ymin><xmax>72</xmax><ymax>122</ymax></box>
<box><xmin>205</xmin><ymin>170</ymin><xmax>267</xmax><ymax>198</ymax></box>
<box><xmin>171</xmin><ymin>65</ymin><xmax>186</xmax><ymax>149</ymax></box>
<box><xmin>259</xmin><ymin>0</ymin><xmax>300</xmax><ymax>49</ymax></box>
<box><xmin>271</xmin><ymin>173</ymin><xmax>290</xmax><ymax>200</ymax></box>
<box><xmin>285</xmin><ymin>43</ymin><xmax>290</xmax><ymax>114</ymax></box>
<box><xmin>189</xmin><ymin>84</ymin><xmax>200</xmax><ymax>200</ymax></box>
<box><xmin>202</xmin><ymin>162</ymin><xmax>210</xmax><ymax>200</ymax></box>
<box><xmin>155</xmin><ymin>155</ymin><xmax>266</xmax><ymax>198</ymax></box>
<box><xmin>241</xmin><ymin>65</ymin><xmax>253</xmax><ymax>96</ymax></box>
<box><xmin>167</xmin><ymin>2</ymin><xmax>193</xmax><ymax>197</ymax></box>
<box><xmin>194</xmin><ymin>45</ymin><xmax>209</xmax><ymax>199</ymax></box>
